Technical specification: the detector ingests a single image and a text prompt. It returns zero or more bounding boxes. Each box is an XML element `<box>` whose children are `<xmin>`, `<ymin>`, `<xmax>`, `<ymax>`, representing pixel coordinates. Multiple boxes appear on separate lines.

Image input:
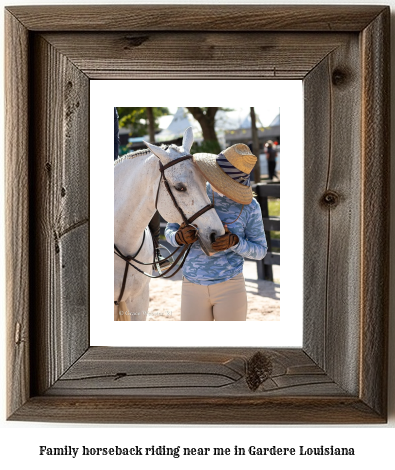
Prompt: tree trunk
<box><xmin>146</xmin><ymin>107</ymin><xmax>155</xmax><ymax>143</ymax></box>
<box><xmin>250</xmin><ymin>107</ymin><xmax>261</xmax><ymax>182</ymax></box>
<box><xmin>186</xmin><ymin>107</ymin><xmax>219</xmax><ymax>143</ymax></box>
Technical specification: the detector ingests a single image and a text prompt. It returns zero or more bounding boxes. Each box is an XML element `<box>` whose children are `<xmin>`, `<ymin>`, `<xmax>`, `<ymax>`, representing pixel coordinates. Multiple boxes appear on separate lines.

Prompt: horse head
<box><xmin>144</xmin><ymin>127</ymin><xmax>225</xmax><ymax>256</ymax></box>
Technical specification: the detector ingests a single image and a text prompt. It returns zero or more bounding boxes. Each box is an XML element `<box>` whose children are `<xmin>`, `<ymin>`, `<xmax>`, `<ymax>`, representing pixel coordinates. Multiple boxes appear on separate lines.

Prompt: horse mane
<box><xmin>114</xmin><ymin>148</ymin><xmax>151</xmax><ymax>166</ymax></box>
<box><xmin>114</xmin><ymin>144</ymin><xmax>180</xmax><ymax>166</ymax></box>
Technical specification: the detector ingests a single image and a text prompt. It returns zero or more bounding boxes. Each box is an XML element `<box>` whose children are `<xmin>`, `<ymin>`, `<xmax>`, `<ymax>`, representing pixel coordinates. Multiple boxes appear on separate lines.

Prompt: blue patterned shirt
<box><xmin>165</xmin><ymin>183</ymin><xmax>267</xmax><ymax>285</ymax></box>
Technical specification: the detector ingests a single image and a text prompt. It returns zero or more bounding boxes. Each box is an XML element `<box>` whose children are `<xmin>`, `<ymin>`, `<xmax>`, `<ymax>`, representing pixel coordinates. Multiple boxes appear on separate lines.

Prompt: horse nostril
<box><xmin>210</xmin><ymin>232</ymin><xmax>216</xmax><ymax>244</ymax></box>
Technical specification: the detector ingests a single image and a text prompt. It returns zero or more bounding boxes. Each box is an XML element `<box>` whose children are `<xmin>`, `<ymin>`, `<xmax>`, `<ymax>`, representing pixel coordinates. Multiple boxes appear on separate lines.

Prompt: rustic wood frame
<box><xmin>5</xmin><ymin>5</ymin><xmax>390</xmax><ymax>424</ymax></box>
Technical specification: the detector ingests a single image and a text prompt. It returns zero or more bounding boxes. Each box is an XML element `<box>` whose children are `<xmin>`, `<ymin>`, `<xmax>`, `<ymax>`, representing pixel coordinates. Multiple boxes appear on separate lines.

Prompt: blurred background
<box><xmin>117</xmin><ymin>106</ymin><xmax>280</xmax><ymax>183</ymax></box>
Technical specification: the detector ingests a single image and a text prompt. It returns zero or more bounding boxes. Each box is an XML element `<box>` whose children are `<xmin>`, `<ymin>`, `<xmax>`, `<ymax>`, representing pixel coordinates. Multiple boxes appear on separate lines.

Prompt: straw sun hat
<box><xmin>193</xmin><ymin>144</ymin><xmax>257</xmax><ymax>204</ymax></box>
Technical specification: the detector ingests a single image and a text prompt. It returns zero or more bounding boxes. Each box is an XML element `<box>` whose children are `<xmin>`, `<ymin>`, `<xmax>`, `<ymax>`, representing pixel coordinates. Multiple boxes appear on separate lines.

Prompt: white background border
<box><xmin>90</xmin><ymin>80</ymin><xmax>304</xmax><ymax>347</ymax></box>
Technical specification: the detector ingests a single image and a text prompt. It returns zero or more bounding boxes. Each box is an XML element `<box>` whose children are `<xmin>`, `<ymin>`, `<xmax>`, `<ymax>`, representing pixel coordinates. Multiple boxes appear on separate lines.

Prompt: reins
<box><xmin>114</xmin><ymin>153</ymin><xmax>215</xmax><ymax>305</ymax></box>
<box><xmin>114</xmin><ymin>229</ymin><xmax>146</xmax><ymax>306</ymax></box>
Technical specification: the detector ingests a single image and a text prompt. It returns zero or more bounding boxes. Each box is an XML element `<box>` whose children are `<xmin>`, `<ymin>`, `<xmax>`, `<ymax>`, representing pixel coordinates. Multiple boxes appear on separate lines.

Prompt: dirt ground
<box><xmin>146</xmin><ymin>261</ymin><xmax>280</xmax><ymax>321</ymax></box>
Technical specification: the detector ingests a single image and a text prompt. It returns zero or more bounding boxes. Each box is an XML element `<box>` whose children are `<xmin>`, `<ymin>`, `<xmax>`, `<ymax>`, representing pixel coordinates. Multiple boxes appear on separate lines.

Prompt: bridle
<box><xmin>155</xmin><ymin>155</ymin><xmax>214</xmax><ymax>225</ymax></box>
<box><xmin>114</xmin><ymin>154</ymin><xmax>214</xmax><ymax>305</ymax></box>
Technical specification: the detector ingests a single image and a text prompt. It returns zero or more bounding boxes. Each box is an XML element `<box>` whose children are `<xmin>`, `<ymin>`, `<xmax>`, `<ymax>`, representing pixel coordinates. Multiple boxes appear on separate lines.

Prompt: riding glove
<box><xmin>211</xmin><ymin>225</ymin><xmax>239</xmax><ymax>252</ymax></box>
<box><xmin>175</xmin><ymin>223</ymin><xmax>199</xmax><ymax>245</ymax></box>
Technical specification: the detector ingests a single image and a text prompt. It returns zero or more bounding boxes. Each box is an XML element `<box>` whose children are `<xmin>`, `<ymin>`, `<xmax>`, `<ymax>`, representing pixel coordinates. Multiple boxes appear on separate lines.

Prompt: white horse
<box><xmin>114</xmin><ymin>127</ymin><xmax>224</xmax><ymax>321</ymax></box>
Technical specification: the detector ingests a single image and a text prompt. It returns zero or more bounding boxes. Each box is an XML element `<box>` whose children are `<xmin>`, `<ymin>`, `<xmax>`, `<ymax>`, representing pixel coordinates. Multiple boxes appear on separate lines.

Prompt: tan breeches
<box><xmin>181</xmin><ymin>272</ymin><xmax>247</xmax><ymax>321</ymax></box>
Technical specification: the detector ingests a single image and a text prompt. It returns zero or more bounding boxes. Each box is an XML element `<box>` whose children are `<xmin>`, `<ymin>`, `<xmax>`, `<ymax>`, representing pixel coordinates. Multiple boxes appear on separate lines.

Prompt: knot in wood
<box><xmin>246</xmin><ymin>351</ymin><xmax>273</xmax><ymax>391</ymax></box>
<box><xmin>321</xmin><ymin>190</ymin><xmax>340</xmax><ymax>208</ymax></box>
<box><xmin>15</xmin><ymin>322</ymin><xmax>22</xmax><ymax>345</ymax></box>
<box><xmin>332</xmin><ymin>68</ymin><xmax>348</xmax><ymax>87</ymax></box>
<box><xmin>114</xmin><ymin>372</ymin><xmax>127</xmax><ymax>381</ymax></box>
<box><xmin>123</xmin><ymin>35</ymin><xmax>149</xmax><ymax>49</ymax></box>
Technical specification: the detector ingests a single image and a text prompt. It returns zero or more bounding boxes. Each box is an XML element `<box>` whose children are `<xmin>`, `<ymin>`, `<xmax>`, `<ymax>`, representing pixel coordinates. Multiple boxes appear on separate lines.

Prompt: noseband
<box><xmin>114</xmin><ymin>154</ymin><xmax>215</xmax><ymax>304</ymax></box>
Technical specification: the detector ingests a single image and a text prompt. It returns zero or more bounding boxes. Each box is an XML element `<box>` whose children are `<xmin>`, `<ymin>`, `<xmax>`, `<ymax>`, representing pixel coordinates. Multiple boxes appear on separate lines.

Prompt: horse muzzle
<box><xmin>199</xmin><ymin>228</ymin><xmax>224</xmax><ymax>256</ymax></box>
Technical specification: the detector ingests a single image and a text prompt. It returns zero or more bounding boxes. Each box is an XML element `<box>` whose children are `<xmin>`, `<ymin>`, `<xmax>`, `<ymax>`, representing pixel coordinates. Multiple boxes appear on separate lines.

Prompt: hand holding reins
<box><xmin>175</xmin><ymin>223</ymin><xmax>199</xmax><ymax>245</ymax></box>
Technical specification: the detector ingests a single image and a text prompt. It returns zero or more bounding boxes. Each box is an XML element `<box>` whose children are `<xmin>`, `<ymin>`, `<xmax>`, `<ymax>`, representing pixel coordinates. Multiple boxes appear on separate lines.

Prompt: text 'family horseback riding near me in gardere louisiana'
<box><xmin>38</xmin><ymin>444</ymin><xmax>355</xmax><ymax>458</ymax></box>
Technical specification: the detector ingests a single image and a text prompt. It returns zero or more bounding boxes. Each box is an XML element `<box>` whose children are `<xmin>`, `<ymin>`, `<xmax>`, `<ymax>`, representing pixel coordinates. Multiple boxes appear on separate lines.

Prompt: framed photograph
<box><xmin>91</xmin><ymin>81</ymin><xmax>302</xmax><ymax>343</ymax></box>
<box><xmin>5</xmin><ymin>5</ymin><xmax>389</xmax><ymax>423</ymax></box>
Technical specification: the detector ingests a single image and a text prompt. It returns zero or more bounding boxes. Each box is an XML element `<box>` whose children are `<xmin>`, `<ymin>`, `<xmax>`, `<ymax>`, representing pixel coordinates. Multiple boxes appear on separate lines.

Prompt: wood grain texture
<box><xmin>10</xmin><ymin>348</ymin><xmax>384</xmax><ymax>424</ymax></box>
<box><xmin>6</xmin><ymin>5</ymin><xmax>386</xmax><ymax>32</ymax></box>
<box><xmin>10</xmin><ymin>397</ymin><xmax>383</xmax><ymax>425</ymax></box>
<box><xmin>5</xmin><ymin>5</ymin><xmax>390</xmax><ymax>424</ymax></box>
<box><xmin>59</xmin><ymin>225</ymin><xmax>89</xmax><ymax>369</ymax></box>
<box><xmin>46</xmin><ymin>347</ymin><xmax>344</xmax><ymax>397</ymax></box>
<box><xmin>29</xmin><ymin>34</ymin><xmax>90</xmax><ymax>395</ymax></box>
<box><xmin>42</xmin><ymin>32</ymin><xmax>351</xmax><ymax>80</ymax></box>
<box><xmin>304</xmin><ymin>35</ymin><xmax>362</xmax><ymax>395</ymax></box>
<box><xmin>303</xmin><ymin>57</ymin><xmax>331</xmax><ymax>367</ymax></box>
<box><xmin>5</xmin><ymin>10</ymin><xmax>30</xmax><ymax>418</ymax></box>
<box><xmin>360</xmin><ymin>8</ymin><xmax>390</xmax><ymax>418</ymax></box>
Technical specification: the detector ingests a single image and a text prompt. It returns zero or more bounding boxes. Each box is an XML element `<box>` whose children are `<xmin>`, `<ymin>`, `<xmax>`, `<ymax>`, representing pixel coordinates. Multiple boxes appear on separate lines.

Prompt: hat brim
<box><xmin>193</xmin><ymin>152</ymin><xmax>253</xmax><ymax>205</ymax></box>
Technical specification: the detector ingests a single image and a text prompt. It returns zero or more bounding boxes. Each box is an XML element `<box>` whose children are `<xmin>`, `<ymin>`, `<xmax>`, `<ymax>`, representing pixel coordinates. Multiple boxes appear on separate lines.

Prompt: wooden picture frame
<box><xmin>5</xmin><ymin>5</ymin><xmax>390</xmax><ymax>424</ymax></box>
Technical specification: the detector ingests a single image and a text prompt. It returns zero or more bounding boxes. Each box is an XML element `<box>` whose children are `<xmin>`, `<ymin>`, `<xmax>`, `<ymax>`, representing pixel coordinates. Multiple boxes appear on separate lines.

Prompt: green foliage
<box><xmin>117</xmin><ymin>107</ymin><xmax>170</xmax><ymax>136</ymax></box>
<box><xmin>268</xmin><ymin>198</ymin><xmax>280</xmax><ymax>217</ymax></box>
<box><xmin>191</xmin><ymin>140</ymin><xmax>221</xmax><ymax>155</ymax></box>
<box><xmin>119</xmin><ymin>144</ymin><xmax>129</xmax><ymax>156</ymax></box>
<box><xmin>268</xmin><ymin>198</ymin><xmax>280</xmax><ymax>252</ymax></box>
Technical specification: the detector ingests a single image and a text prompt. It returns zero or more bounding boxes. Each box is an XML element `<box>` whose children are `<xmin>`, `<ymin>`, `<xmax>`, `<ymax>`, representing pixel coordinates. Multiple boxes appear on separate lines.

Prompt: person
<box><xmin>114</xmin><ymin>107</ymin><xmax>169</xmax><ymax>270</ymax></box>
<box><xmin>264</xmin><ymin>140</ymin><xmax>277</xmax><ymax>180</ymax></box>
<box><xmin>165</xmin><ymin>143</ymin><xmax>267</xmax><ymax>321</ymax></box>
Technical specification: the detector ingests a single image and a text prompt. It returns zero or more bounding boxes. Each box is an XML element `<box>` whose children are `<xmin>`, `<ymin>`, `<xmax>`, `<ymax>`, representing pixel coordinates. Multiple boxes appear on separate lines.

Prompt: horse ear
<box><xmin>143</xmin><ymin>141</ymin><xmax>170</xmax><ymax>164</ymax></box>
<box><xmin>182</xmin><ymin>126</ymin><xmax>194</xmax><ymax>153</ymax></box>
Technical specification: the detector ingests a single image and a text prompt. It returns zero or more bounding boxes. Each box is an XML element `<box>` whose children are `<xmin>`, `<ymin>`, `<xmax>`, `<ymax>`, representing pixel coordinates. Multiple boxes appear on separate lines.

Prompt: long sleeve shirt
<box><xmin>165</xmin><ymin>183</ymin><xmax>267</xmax><ymax>285</ymax></box>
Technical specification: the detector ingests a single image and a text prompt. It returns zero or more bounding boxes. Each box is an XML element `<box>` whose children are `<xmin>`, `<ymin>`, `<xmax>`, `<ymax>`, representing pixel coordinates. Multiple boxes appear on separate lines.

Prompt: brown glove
<box><xmin>175</xmin><ymin>223</ymin><xmax>199</xmax><ymax>245</ymax></box>
<box><xmin>212</xmin><ymin>225</ymin><xmax>239</xmax><ymax>252</ymax></box>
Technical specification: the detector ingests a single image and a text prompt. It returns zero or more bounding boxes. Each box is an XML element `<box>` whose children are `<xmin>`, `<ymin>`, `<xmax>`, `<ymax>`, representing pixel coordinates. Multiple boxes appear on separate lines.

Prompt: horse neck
<box><xmin>114</xmin><ymin>153</ymin><xmax>160</xmax><ymax>254</ymax></box>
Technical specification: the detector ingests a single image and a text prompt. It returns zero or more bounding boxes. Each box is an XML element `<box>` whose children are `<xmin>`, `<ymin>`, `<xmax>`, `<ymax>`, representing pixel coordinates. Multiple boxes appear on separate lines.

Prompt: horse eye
<box><xmin>174</xmin><ymin>183</ymin><xmax>187</xmax><ymax>192</ymax></box>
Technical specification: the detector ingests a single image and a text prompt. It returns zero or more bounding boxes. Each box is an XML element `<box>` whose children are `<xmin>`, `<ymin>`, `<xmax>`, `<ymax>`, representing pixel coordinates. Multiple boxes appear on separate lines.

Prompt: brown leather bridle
<box><xmin>114</xmin><ymin>154</ymin><xmax>214</xmax><ymax>305</ymax></box>
<box><xmin>155</xmin><ymin>155</ymin><xmax>214</xmax><ymax>225</ymax></box>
